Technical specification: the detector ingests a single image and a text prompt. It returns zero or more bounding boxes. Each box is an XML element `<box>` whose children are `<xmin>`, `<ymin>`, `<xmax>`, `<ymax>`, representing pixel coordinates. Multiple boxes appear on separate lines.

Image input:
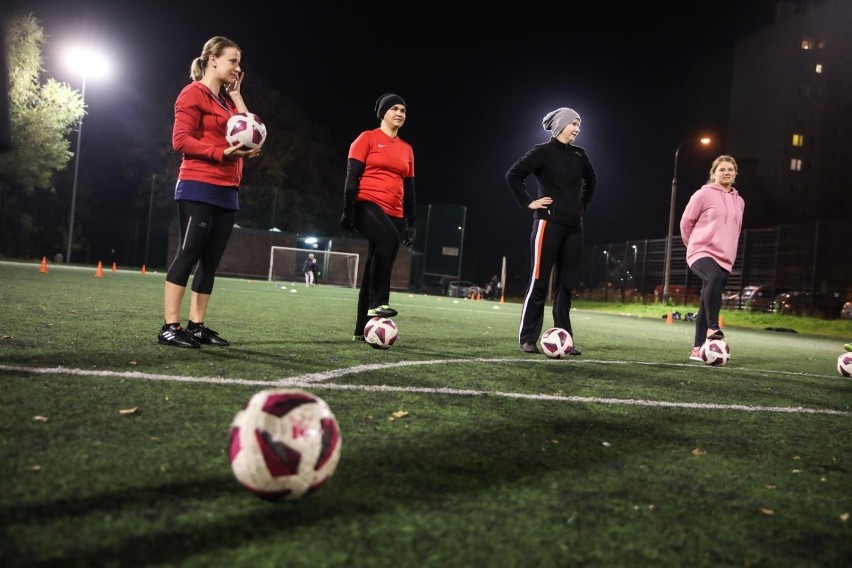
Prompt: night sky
<box><xmin>5</xmin><ymin>0</ymin><xmax>787</xmax><ymax>281</ymax></box>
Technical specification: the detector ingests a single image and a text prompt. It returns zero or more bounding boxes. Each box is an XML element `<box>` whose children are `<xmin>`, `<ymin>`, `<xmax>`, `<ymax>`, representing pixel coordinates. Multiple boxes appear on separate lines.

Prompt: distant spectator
<box><xmin>303</xmin><ymin>254</ymin><xmax>318</xmax><ymax>287</ymax></box>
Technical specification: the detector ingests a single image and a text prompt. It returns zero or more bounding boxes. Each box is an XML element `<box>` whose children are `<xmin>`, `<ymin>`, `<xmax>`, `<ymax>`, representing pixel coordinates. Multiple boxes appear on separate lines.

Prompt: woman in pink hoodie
<box><xmin>679</xmin><ymin>155</ymin><xmax>745</xmax><ymax>361</ymax></box>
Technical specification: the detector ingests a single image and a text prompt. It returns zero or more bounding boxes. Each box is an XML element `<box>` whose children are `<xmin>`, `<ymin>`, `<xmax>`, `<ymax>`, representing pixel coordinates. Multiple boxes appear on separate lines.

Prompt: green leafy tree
<box><xmin>0</xmin><ymin>14</ymin><xmax>84</xmax><ymax>257</ymax></box>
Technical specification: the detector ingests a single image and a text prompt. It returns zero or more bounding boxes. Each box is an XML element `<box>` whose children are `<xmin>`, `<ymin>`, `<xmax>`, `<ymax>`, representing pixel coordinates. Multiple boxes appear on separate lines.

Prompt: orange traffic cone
<box><xmin>95</xmin><ymin>261</ymin><xmax>104</xmax><ymax>278</ymax></box>
<box><xmin>719</xmin><ymin>314</ymin><xmax>725</xmax><ymax>329</ymax></box>
<box><xmin>500</xmin><ymin>292</ymin><xmax>504</xmax><ymax>304</ymax></box>
<box><xmin>112</xmin><ymin>261</ymin><xmax>117</xmax><ymax>272</ymax></box>
<box><xmin>39</xmin><ymin>256</ymin><xmax>48</xmax><ymax>273</ymax></box>
<box><xmin>141</xmin><ymin>264</ymin><xmax>147</xmax><ymax>275</ymax></box>
<box><xmin>665</xmin><ymin>310</ymin><xmax>673</xmax><ymax>325</ymax></box>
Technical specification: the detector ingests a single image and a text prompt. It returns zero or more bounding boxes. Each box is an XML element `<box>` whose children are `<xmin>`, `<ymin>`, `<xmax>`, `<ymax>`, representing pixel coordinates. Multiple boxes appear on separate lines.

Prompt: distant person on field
<box><xmin>158</xmin><ymin>36</ymin><xmax>261</xmax><ymax>348</ymax></box>
<box><xmin>339</xmin><ymin>93</ymin><xmax>416</xmax><ymax>342</ymax></box>
<box><xmin>303</xmin><ymin>253</ymin><xmax>318</xmax><ymax>287</ymax></box>
<box><xmin>680</xmin><ymin>155</ymin><xmax>744</xmax><ymax>362</ymax></box>
<box><xmin>505</xmin><ymin>107</ymin><xmax>597</xmax><ymax>355</ymax></box>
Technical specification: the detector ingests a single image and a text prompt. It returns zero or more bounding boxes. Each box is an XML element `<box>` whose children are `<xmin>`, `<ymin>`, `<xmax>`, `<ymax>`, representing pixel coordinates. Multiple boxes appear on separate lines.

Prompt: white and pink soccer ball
<box><xmin>225</xmin><ymin>112</ymin><xmax>267</xmax><ymax>149</ymax></box>
<box><xmin>229</xmin><ymin>388</ymin><xmax>342</xmax><ymax>500</ymax></box>
<box><xmin>837</xmin><ymin>352</ymin><xmax>852</xmax><ymax>377</ymax></box>
<box><xmin>364</xmin><ymin>317</ymin><xmax>398</xmax><ymax>349</ymax></box>
<box><xmin>700</xmin><ymin>339</ymin><xmax>731</xmax><ymax>366</ymax></box>
<box><xmin>540</xmin><ymin>327</ymin><xmax>573</xmax><ymax>359</ymax></box>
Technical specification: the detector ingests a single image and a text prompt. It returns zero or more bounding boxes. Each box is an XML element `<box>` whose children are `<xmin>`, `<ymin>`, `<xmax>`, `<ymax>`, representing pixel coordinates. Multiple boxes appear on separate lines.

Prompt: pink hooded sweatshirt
<box><xmin>680</xmin><ymin>182</ymin><xmax>745</xmax><ymax>272</ymax></box>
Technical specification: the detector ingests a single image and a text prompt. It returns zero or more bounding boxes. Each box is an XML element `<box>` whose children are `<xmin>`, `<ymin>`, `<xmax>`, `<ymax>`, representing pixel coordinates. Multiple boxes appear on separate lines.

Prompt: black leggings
<box><xmin>166</xmin><ymin>200</ymin><xmax>235</xmax><ymax>295</ymax></box>
<box><xmin>689</xmin><ymin>256</ymin><xmax>729</xmax><ymax>347</ymax></box>
<box><xmin>353</xmin><ymin>200</ymin><xmax>405</xmax><ymax>334</ymax></box>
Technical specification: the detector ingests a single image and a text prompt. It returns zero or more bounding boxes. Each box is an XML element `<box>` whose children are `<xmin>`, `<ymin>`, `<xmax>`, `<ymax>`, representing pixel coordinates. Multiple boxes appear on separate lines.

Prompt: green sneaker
<box><xmin>367</xmin><ymin>305</ymin><xmax>398</xmax><ymax>318</ymax></box>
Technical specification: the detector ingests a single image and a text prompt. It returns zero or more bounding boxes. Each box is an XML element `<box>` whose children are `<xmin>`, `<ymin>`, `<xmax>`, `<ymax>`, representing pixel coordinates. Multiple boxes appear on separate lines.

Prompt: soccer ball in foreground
<box><xmin>700</xmin><ymin>339</ymin><xmax>731</xmax><ymax>366</ymax></box>
<box><xmin>837</xmin><ymin>352</ymin><xmax>852</xmax><ymax>377</ymax></box>
<box><xmin>364</xmin><ymin>317</ymin><xmax>398</xmax><ymax>349</ymax></box>
<box><xmin>225</xmin><ymin>112</ymin><xmax>267</xmax><ymax>149</ymax></box>
<box><xmin>540</xmin><ymin>327</ymin><xmax>573</xmax><ymax>358</ymax></box>
<box><xmin>229</xmin><ymin>388</ymin><xmax>342</xmax><ymax>500</ymax></box>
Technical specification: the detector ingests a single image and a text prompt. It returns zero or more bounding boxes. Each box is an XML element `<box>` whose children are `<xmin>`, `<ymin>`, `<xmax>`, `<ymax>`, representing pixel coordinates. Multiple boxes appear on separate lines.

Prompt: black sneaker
<box><xmin>707</xmin><ymin>328</ymin><xmax>725</xmax><ymax>340</ymax></box>
<box><xmin>352</xmin><ymin>334</ymin><xmax>366</xmax><ymax>342</ymax></box>
<box><xmin>367</xmin><ymin>305</ymin><xmax>398</xmax><ymax>318</ymax></box>
<box><xmin>187</xmin><ymin>323</ymin><xmax>230</xmax><ymax>346</ymax></box>
<box><xmin>158</xmin><ymin>324</ymin><xmax>200</xmax><ymax>348</ymax></box>
<box><xmin>520</xmin><ymin>342</ymin><xmax>539</xmax><ymax>353</ymax></box>
<box><xmin>567</xmin><ymin>346</ymin><xmax>582</xmax><ymax>356</ymax></box>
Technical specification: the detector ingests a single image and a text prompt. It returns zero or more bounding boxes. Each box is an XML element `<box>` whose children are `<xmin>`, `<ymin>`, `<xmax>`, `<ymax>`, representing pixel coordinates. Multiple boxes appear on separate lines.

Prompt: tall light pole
<box><xmin>662</xmin><ymin>137</ymin><xmax>711</xmax><ymax>304</ymax></box>
<box><xmin>64</xmin><ymin>47</ymin><xmax>110</xmax><ymax>264</ymax></box>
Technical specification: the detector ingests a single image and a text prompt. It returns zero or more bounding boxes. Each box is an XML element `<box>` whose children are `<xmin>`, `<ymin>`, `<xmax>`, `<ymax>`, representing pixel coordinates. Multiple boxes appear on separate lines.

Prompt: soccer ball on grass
<box><xmin>225</xmin><ymin>112</ymin><xmax>267</xmax><ymax>149</ymax></box>
<box><xmin>700</xmin><ymin>339</ymin><xmax>731</xmax><ymax>366</ymax></box>
<box><xmin>229</xmin><ymin>388</ymin><xmax>342</xmax><ymax>500</ymax></box>
<box><xmin>837</xmin><ymin>352</ymin><xmax>852</xmax><ymax>377</ymax></box>
<box><xmin>540</xmin><ymin>327</ymin><xmax>573</xmax><ymax>358</ymax></box>
<box><xmin>364</xmin><ymin>317</ymin><xmax>398</xmax><ymax>349</ymax></box>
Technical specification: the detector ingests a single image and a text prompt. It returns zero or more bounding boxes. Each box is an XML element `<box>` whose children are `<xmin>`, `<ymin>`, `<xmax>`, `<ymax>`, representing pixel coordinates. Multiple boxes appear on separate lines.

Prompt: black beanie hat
<box><xmin>375</xmin><ymin>93</ymin><xmax>406</xmax><ymax>119</ymax></box>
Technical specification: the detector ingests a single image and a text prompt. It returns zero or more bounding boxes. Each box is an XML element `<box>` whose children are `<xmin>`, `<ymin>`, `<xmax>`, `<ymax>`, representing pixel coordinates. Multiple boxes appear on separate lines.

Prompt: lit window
<box><xmin>801</xmin><ymin>38</ymin><xmax>813</xmax><ymax>50</ymax></box>
<box><xmin>790</xmin><ymin>159</ymin><xmax>802</xmax><ymax>171</ymax></box>
<box><xmin>815</xmin><ymin>63</ymin><xmax>823</xmax><ymax>73</ymax></box>
<box><xmin>792</xmin><ymin>134</ymin><xmax>804</xmax><ymax>147</ymax></box>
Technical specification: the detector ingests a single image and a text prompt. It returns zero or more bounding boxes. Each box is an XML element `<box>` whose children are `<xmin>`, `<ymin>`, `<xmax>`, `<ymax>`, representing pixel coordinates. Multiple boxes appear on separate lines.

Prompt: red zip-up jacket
<box><xmin>172</xmin><ymin>81</ymin><xmax>243</xmax><ymax>187</ymax></box>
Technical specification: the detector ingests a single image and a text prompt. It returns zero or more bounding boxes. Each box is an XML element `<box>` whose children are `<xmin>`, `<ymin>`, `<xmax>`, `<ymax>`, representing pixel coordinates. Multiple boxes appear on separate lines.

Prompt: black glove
<box><xmin>340</xmin><ymin>208</ymin><xmax>354</xmax><ymax>232</ymax></box>
<box><xmin>403</xmin><ymin>226</ymin><xmax>416</xmax><ymax>247</ymax></box>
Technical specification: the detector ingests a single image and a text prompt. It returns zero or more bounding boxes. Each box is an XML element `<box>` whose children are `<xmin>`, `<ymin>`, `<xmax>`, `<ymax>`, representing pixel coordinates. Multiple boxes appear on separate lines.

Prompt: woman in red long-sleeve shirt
<box><xmin>157</xmin><ymin>36</ymin><xmax>261</xmax><ymax>348</ymax></box>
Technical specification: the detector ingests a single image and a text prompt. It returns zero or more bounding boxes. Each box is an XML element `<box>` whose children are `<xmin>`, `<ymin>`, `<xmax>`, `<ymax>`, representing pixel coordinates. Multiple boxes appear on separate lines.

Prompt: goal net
<box><xmin>268</xmin><ymin>247</ymin><xmax>360</xmax><ymax>288</ymax></box>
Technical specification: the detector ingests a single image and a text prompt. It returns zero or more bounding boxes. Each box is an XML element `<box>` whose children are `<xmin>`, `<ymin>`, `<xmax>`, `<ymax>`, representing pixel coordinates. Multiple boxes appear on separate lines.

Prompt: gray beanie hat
<box><xmin>375</xmin><ymin>93</ymin><xmax>406</xmax><ymax>119</ymax></box>
<box><xmin>542</xmin><ymin>107</ymin><xmax>580</xmax><ymax>137</ymax></box>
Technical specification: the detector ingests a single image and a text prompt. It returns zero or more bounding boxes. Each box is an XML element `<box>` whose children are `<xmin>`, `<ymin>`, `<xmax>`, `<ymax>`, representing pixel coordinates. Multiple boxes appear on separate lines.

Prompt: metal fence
<box><xmin>580</xmin><ymin>219</ymin><xmax>852</xmax><ymax>315</ymax></box>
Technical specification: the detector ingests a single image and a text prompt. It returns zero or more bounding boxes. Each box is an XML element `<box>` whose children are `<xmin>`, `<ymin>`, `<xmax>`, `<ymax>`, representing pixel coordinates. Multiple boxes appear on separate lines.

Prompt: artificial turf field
<box><xmin>1</xmin><ymin>260</ymin><xmax>850</xmax><ymax>567</ymax></box>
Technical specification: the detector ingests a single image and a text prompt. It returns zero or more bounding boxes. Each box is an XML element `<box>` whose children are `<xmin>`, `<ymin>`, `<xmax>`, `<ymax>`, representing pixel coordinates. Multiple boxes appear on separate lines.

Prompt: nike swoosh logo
<box><xmin>378</xmin><ymin>144</ymin><xmax>386</xmax><ymax>148</ymax></box>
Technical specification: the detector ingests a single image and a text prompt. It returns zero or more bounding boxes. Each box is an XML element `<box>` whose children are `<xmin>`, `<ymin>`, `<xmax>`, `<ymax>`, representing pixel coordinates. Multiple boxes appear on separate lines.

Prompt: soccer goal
<box><xmin>268</xmin><ymin>247</ymin><xmax>360</xmax><ymax>288</ymax></box>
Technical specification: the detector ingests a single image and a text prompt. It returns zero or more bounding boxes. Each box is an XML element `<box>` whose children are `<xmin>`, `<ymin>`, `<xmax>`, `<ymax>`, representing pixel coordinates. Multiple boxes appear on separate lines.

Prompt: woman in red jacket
<box><xmin>157</xmin><ymin>36</ymin><xmax>261</xmax><ymax>348</ymax></box>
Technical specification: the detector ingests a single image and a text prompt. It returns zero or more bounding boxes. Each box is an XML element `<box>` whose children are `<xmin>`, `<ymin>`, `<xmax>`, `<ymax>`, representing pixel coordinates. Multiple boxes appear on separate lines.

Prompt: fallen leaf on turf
<box><xmin>118</xmin><ymin>407</ymin><xmax>138</xmax><ymax>415</ymax></box>
<box><xmin>389</xmin><ymin>410</ymin><xmax>409</xmax><ymax>421</ymax></box>
<box><xmin>601</xmin><ymin>441</ymin><xmax>611</xmax><ymax>447</ymax></box>
<box><xmin>760</xmin><ymin>508</ymin><xmax>774</xmax><ymax>516</ymax></box>
<box><xmin>0</xmin><ymin>334</ymin><xmax>11</xmax><ymax>340</ymax></box>
<box><xmin>841</xmin><ymin>513</ymin><xmax>849</xmax><ymax>522</ymax></box>
<box><xmin>128</xmin><ymin>360</ymin><xmax>138</xmax><ymax>366</ymax></box>
<box><xmin>765</xmin><ymin>485</ymin><xmax>776</xmax><ymax>490</ymax></box>
<box><xmin>691</xmin><ymin>448</ymin><xmax>706</xmax><ymax>456</ymax></box>
<box><xmin>28</xmin><ymin>465</ymin><xmax>42</xmax><ymax>472</ymax></box>
<box><xmin>791</xmin><ymin>469</ymin><xmax>801</xmax><ymax>474</ymax></box>
<box><xmin>33</xmin><ymin>415</ymin><xmax>49</xmax><ymax>422</ymax></box>
<box><xmin>793</xmin><ymin>455</ymin><xmax>801</xmax><ymax>460</ymax></box>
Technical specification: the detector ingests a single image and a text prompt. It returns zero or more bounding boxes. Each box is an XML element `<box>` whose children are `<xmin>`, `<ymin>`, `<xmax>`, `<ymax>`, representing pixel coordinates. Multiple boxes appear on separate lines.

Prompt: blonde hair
<box><xmin>707</xmin><ymin>155</ymin><xmax>738</xmax><ymax>183</ymax></box>
<box><xmin>189</xmin><ymin>36</ymin><xmax>240</xmax><ymax>81</ymax></box>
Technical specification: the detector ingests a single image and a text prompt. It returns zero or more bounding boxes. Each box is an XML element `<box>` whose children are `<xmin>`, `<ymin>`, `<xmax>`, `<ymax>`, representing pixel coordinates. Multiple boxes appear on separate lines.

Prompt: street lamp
<box><xmin>662</xmin><ymin>136</ymin><xmax>711</xmax><ymax>304</ymax></box>
<box><xmin>631</xmin><ymin>244</ymin><xmax>638</xmax><ymax>283</ymax></box>
<box><xmin>64</xmin><ymin>46</ymin><xmax>110</xmax><ymax>263</ymax></box>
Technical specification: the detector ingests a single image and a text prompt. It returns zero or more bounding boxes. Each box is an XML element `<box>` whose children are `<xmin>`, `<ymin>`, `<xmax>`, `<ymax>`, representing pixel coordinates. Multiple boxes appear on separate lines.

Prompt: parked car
<box><xmin>447</xmin><ymin>280</ymin><xmax>483</xmax><ymax>298</ymax></box>
<box><xmin>722</xmin><ymin>285</ymin><xmax>774</xmax><ymax>312</ymax></box>
<box><xmin>770</xmin><ymin>290</ymin><xmax>847</xmax><ymax>318</ymax></box>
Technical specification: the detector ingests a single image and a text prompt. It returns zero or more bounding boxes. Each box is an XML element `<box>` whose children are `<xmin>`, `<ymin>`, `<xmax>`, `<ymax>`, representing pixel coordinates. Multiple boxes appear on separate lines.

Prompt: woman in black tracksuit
<box><xmin>505</xmin><ymin>107</ymin><xmax>598</xmax><ymax>355</ymax></box>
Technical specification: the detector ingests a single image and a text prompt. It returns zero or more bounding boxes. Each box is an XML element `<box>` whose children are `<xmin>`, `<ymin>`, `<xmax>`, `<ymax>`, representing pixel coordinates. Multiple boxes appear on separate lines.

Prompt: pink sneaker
<box><xmin>689</xmin><ymin>347</ymin><xmax>702</xmax><ymax>362</ymax></box>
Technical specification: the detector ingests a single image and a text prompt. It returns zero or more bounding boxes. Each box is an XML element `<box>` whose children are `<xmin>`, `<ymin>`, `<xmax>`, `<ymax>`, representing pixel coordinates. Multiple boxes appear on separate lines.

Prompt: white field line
<box><xmin>1</xmin><ymin>361</ymin><xmax>848</xmax><ymax>416</ymax></box>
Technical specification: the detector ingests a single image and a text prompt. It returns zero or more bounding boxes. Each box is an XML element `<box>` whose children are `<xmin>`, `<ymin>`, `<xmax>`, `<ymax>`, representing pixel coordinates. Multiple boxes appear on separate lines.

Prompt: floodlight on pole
<box><xmin>662</xmin><ymin>136</ymin><xmax>711</xmax><ymax>305</ymax></box>
<box><xmin>64</xmin><ymin>46</ymin><xmax>110</xmax><ymax>264</ymax></box>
